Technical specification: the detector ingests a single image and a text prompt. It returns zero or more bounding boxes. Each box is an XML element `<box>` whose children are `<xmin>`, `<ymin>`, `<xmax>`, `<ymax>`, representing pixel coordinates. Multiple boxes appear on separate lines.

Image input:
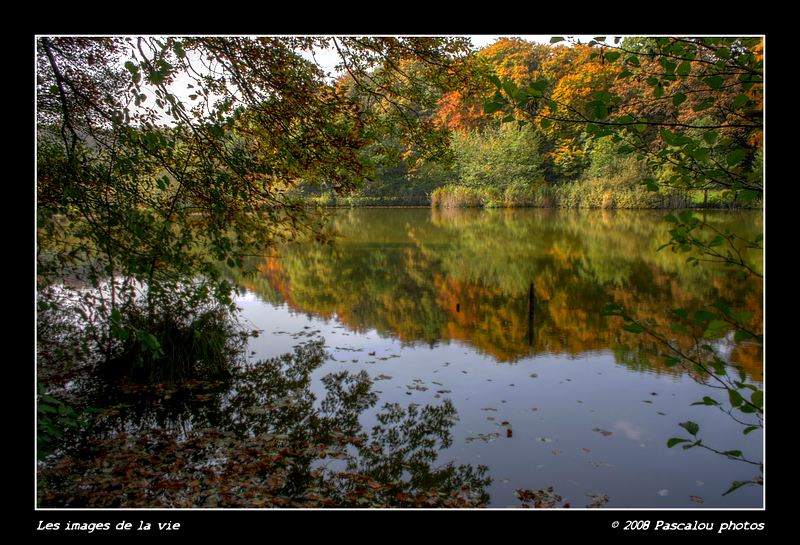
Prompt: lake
<box><xmin>232</xmin><ymin>207</ymin><xmax>763</xmax><ymax>508</ymax></box>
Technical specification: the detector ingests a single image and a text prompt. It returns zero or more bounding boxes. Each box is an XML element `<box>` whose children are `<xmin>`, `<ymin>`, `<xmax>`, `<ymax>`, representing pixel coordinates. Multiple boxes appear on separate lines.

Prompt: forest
<box><xmin>35</xmin><ymin>36</ymin><xmax>763</xmax><ymax>513</ymax></box>
<box><xmin>296</xmin><ymin>37</ymin><xmax>763</xmax><ymax>210</ymax></box>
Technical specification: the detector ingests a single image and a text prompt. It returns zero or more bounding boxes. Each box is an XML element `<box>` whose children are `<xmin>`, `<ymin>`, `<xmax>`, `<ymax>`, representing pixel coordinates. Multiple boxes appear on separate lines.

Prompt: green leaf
<box><xmin>732</xmin><ymin>94</ymin><xmax>750</xmax><ymax>109</ymax></box>
<box><xmin>676</xmin><ymin>61</ymin><xmax>692</xmax><ymax>77</ymax></box>
<box><xmin>679</xmin><ymin>421</ymin><xmax>700</xmax><ymax>436</ymax></box>
<box><xmin>503</xmin><ymin>81</ymin><xmax>519</xmax><ymax>97</ymax></box>
<box><xmin>743</xmin><ymin>425</ymin><xmax>759</xmax><ymax>435</ymax></box>
<box><xmin>730</xmin><ymin>311</ymin><xmax>752</xmax><ymax>324</ymax></box>
<box><xmin>550</xmin><ymin>37</ymin><xmax>565</xmax><ymax>44</ymax></box>
<box><xmin>689</xmin><ymin>147</ymin><xmax>710</xmax><ymax>162</ymax></box>
<box><xmin>487</xmin><ymin>74</ymin><xmax>502</xmax><ymax>88</ymax></box>
<box><xmin>702</xmin><ymin>131</ymin><xmax>718</xmax><ymax>145</ymax></box>
<box><xmin>739</xmin><ymin>190</ymin><xmax>759</xmax><ymax>203</ymax></box>
<box><xmin>667</xmin><ymin>438</ymin><xmax>690</xmax><ymax>448</ymax></box>
<box><xmin>693</xmin><ymin>310</ymin><xmax>717</xmax><ymax>323</ymax></box>
<box><xmin>726</xmin><ymin>148</ymin><xmax>746</xmax><ymax>166</ymax></box>
<box><xmin>539</xmin><ymin>118</ymin><xmax>551</xmax><ymax>129</ymax></box>
<box><xmin>703</xmin><ymin>319</ymin><xmax>729</xmax><ymax>338</ymax></box>
<box><xmin>722</xmin><ymin>450</ymin><xmax>743</xmax><ymax>459</ymax></box>
<box><xmin>690</xmin><ymin>396</ymin><xmax>719</xmax><ymax>406</ymax></box>
<box><xmin>671</xmin><ymin>322</ymin><xmax>690</xmax><ymax>333</ymax></box>
<box><xmin>601</xmin><ymin>303</ymin><xmax>623</xmax><ymax>316</ymax></box>
<box><xmin>483</xmin><ymin>101</ymin><xmax>504</xmax><ymax>114</ymax></box>
<box><xmin>722</xmin><ymin>480</ymin><xmax>752</xmax><ymax>496</ymax></box>
<box><xmin>663</xmin><ymin>356</ymin><xmax>681</xmax><ymax>368</ymax></box>
<box><xmin>750</xmin><ymin>390</ymin><xmax>763</xmax><ymax>409</ymax></box>
<box><xmin>664</xmin><ymin>213</ymin><xmax>678</xmax><ymax>223</ymax></box>
<box><xmin>728</xmin><ymin>389</ymin><xmax>743</xmax><ymax>408</ymax></box>
<box><xmin>623</xmin><ymin>323</ymin><xmax>646</xmax><ymax>334</ymax></box>
<box><xmin>672</xmin><ymin>93</ymin><xmax>687</xmax><ymax>106</ymax></box>
<box><xmin>704</xmin><ymin>75</ymin><xmax>724</xmax><ymax>89</ymax></box>
<box><xmin>734</xmin><ymin>329</ymin><xmax>753</xmax><ymax>343</ymax></box>
<box><xmin>604</xmin><ymin>51</ymin><xmax>621</xmax><ymax>63</ymax></box>
<box><xmin>694</xmin><ymin>98</ymin><xmax>714</xmax><ymax>111</ymax></box>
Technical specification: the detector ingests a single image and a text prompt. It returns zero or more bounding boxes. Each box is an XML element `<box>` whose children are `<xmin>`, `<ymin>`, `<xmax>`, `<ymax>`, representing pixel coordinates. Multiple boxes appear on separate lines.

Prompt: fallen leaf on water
<box><xmin>690</xmin><ymin>495</ymin><xmax>704</xmax><ymax>504</ymax></box>
<box><xmin>592</xmin><ymin>427</ymin><xmax>613</xmax><ymax>437</ymax></box>
<box><xmin>586</xmin><ymin>494</ymin><xmax>609</xmax><ymax>508</ymax></box>
<box><xmin>529</xmin><ymin>373</ymin><xmax>538</xmax><ymax>378</ymax></box>
<box><xmin>465</xmin><ymin>432</ymin><xmax>502</xmax><ymax>444</ymax></box>
<box><xmin>658</xmin><ymin>489</ymin><xmax>669</xmax><ymax>497</ymax></box>
<box><xmin>535</xmin><ymin>437</ymin><xmax>553</xmax><ymax>443</ymax></box>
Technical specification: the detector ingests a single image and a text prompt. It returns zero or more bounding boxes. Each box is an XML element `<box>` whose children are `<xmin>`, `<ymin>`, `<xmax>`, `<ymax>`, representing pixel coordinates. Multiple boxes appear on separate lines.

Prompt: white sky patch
<box><xmin>614</xmin><ymin>420</ymin><xmax>647</xmax><ymax>442</ymax></box>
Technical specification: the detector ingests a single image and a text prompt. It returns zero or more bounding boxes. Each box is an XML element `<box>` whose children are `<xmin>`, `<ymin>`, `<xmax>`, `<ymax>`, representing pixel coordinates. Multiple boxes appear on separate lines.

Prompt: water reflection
<box><xmin>239</xmin><ymin>208</ymin><xmax>762</xmax><ymax>379</ymax></box>
<box><xmin>38</xmin><ymin>341</ymin><xmax>490</xmax><ymax>507</ymax></box>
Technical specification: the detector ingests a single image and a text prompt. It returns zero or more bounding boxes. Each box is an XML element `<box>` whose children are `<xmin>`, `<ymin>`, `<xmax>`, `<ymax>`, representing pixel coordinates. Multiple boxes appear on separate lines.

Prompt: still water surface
<box><xmin>236</xmin><ymin>207</ymin><xmax>763</xmax><ymax>508</ymax></box>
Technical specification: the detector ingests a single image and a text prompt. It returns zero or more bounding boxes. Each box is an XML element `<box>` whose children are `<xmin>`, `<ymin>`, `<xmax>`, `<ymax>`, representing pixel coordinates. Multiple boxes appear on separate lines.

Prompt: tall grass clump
<box><xmin>431</xmin><ymin>185</ymin><xmax>485</xmax><ymax>208</ymax></box>
<box><xmin>97</xmin><ymin>282</ymin><xmax>247</xmax><ymax>384</ymax></box>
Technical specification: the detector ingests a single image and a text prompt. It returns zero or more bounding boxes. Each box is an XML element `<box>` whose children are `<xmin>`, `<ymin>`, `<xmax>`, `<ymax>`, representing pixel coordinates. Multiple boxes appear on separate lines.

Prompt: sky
<box><xmin>302</xmin><ymin>35</ymin><xmax>614</xmax><ymax>79</ymax></box>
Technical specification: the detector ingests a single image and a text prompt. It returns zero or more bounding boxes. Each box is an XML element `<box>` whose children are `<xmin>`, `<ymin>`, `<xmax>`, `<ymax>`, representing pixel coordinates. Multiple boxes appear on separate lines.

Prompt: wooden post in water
<box><xmin>527</xmin><ymin>282</ymin><xmax>535</xmax><ymax>347</ymax></box>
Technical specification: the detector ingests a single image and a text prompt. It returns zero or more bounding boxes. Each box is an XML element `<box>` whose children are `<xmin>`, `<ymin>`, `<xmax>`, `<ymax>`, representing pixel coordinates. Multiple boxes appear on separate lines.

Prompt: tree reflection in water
<box><xmin>37</xmin><ymin>340</ymin><xmax>491</xmax><ymax>507</ymax></box>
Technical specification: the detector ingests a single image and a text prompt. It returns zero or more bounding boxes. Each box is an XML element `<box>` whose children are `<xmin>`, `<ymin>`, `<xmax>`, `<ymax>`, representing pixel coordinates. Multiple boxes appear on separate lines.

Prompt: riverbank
<box><xmin>305</xmin><ymin>185</ymin><xmax>762</xmax><ymax>210</ymax></box>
